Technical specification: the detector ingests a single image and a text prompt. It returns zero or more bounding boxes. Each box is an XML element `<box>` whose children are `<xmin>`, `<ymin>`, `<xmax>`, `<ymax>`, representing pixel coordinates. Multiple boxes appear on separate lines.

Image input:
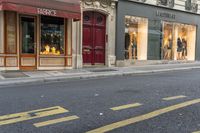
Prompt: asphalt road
<box><xmin>0</xmin><ymin>69</ymin><xmax>200</xmax><ymax>133</ymax></box>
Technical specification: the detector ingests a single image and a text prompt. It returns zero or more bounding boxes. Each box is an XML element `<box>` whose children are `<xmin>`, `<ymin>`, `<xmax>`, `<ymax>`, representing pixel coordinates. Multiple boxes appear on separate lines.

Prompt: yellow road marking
<box><xmin>0</xmin><ymin>106</ymin><xmax>68</xmax><ymax>126</ymax></box>
<box><xmin>33</xmin><ymin>115</ymin><xmax>79</xmax><ymax>127</ymax></box>
<box><xmin>110</xmin><ymin>103</ymin><xmax>142</xmax><ymax>111</ymax></box>
<box><xmin>86</xmin><ymin>98</ymin><xmax>200</xmax><ymax>133</ymax></box>
<box><xmin>163</xmin><ymin>95</ymin><xmax>187</xmax><ymax>101</ymax></box>
<box><xmin>192</xmin><ymin>131</ymin><xmax>200</xmax><ymax>133</ymax></box>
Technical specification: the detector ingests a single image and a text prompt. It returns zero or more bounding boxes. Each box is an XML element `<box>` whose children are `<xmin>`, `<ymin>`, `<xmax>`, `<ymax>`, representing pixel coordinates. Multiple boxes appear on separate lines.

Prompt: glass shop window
<box><xmin>162</xmin><ymin>21</ymin><xmax>196</xmax><ymax>61</ymax></box>
<box><xmin>162</xmin><ymin>22</ymin><xmax>173</xmax><ymax>60</ymax></box>
<box><xmin>40</xmin><ymin>16</ymin><xmax>64</xmax><ymax>55</ymax></box>
<box><xmin>21</xmin><ymin>17</ymin><xmax>35</xmax><ymax>54</ymax></box>
<box><xmin>124</xmin><ymin>16</ymin><xmax>148</xmax><ymax>60</ymax></box>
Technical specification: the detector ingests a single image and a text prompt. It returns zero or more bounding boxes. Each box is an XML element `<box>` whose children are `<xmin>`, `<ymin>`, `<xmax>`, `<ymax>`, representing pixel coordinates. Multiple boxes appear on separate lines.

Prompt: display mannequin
<box><xmin>163</xmin><ymin>44</ymin><xmax>168</xmax><ymax>60</ymax></box>
<box><xmin>167</xmin><ymin>38</ymin><xmax>172</xmax><ymax>59</ymax></box>
<box><xmin>182</xmin><ymin>38</ymin><xmax>187</xmax><ymax>59</ymax></box>
<box><xmin>125</xmin><ymin>33</ymin><xmax>130</xmax><ymax>59</ymax></box>
<box><xmin>132</xmin><ymin>36</ymin><xmax>137</xmax><ymax>60</ymax></box>
<box><xmin>177</xmin><ymin>37</ymin><xmax>183</xmax><ymax>60</ymax></box>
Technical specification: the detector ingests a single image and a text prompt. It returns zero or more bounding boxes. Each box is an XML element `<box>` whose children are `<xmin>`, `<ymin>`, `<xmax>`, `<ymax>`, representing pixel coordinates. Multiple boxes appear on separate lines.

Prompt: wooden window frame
<box><xmin>0</xmin><ymin>11</ymin><xmax>4</xmax><ymax>54</ymax></box>
<box><xmin>5</xmin><ymin>56</ymin><xmax>18</xmax><ymax>67</ymax></box>
<box><xmin>4</xmin><ymin>11</ymin><xmax>17</xmax><ymax>54</ymax></box>
<box><xmin>19</xmin><ymin>15</ymin><xmax>37</xmax><ymax>70</ymax></box>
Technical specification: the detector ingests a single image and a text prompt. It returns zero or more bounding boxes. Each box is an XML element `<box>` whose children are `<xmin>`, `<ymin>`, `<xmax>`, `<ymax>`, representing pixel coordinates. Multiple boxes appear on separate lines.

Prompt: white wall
<box><xmin>106</xmin><ymin>6</ymin><xmax>116</xmax><ymax>66</ymax></box>
<box><xmin>137</xmin><ymin>20</ymin><xmax>148</xmax><ymax>60</ymax></box>
<box><xmin>187</xmin><ymin>26</ymin><xmax>196</xmax><ymax>60</ymax></box>
<box><xmin>72</xmin><ymin>21</ymin><xmax>82</xmax><ymax>68</ymax></box>
<box><xmin>173</xmin><ymin>25</ymin><xmax>179</xmax><ymax>60</ymax></box>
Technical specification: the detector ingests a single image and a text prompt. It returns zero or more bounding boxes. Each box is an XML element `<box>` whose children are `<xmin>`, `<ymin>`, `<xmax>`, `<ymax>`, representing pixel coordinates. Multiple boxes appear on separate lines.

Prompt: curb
<box><xmin>0</xmin><ymin>66</ymin><xmax>200</xmax><ymax>87</ymax></box>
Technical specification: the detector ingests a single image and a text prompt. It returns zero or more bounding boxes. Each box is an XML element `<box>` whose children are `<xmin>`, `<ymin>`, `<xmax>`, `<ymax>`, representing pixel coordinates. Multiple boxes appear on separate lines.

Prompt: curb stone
<box><xmin>0</xmin><ymin>66</ymin><xmax>200</xmax><ymax>87</ymax></box>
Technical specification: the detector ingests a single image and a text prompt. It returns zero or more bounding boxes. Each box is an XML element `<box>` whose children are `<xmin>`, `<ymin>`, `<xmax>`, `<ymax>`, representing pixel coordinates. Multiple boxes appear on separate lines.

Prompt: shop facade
<box><xmin>80</xmin><ymin>0</ymin><xmax>117</xmax><ymax>67</ymax></box>
<box><xmin>0</xmin><ymin>0</ymin><xmax>81</xmax><ymax>70</ymax></box>
<box><xmin>116</xmin><ymin>0</ymin><xmax>200</xmax><ymax>66</ymax></box>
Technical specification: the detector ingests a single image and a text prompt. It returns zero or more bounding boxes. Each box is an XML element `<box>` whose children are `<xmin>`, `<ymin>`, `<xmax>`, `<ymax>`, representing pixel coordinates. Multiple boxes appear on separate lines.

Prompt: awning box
<box><xmin>0</xmin><ymin>0</ymin><xmax>81</xmax><ymax>19</ymax></box>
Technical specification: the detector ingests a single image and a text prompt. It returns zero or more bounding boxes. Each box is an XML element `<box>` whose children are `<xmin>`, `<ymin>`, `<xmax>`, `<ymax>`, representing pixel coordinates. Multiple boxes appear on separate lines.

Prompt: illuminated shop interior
<box><xmin>125</xmin><ymin>16</ymin><xmax>148</xmax><ymax>60</ymax></box>
<box><xmin>162</xmin><ymin>22</ymin><xmax>196</xmax><ymax>60</ymax></box>
<box><xmin>40</xmin><ymin>16</ymin><xmax>64</xmax><ymax>56</ymax></box>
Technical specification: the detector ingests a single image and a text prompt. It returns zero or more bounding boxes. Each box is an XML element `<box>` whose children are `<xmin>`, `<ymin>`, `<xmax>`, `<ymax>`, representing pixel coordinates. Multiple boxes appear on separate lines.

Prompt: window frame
<box><xmin>157</xmin><ymin>0</ymin><xmax>174</xmax><ymax>8</ymax></box>
<box><xmin>0</xmin><ymin>11</ymin><xmax>4</xmax><ymax>54</ymax></box>
<box><xmin>4</xmin><ymin>11</ymin><xmax>17</xmax><ymax>54</ymax></box>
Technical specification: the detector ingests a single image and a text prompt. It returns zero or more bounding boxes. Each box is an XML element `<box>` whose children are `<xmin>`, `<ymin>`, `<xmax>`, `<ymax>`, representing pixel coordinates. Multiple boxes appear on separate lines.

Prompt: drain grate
<box><xmin>90</xmin><ymin>69</ymin><xmax>117</xmax><ymax>72</ymax></box>
<box><xmin>1</xmin><ymin>72</ymin><xmax>29</xmax><ymax>78</ymax></box>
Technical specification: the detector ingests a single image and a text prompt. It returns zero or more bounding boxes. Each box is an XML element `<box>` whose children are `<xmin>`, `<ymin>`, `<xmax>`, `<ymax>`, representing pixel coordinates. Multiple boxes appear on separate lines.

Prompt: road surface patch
<box><xmin>0</xmin><ymin>106</ymin><xmax>68</xmax><ymax>126</ymax></box>
<box><xmin>110</xmin><ymin>103</ymin><xmax>142</xmax><ymax>111</ymax></box>
<box><xmin>33</xmin><ymin>115</ymin><xmax>79</xmax><ymax>127</ymax></box>
<box><xmin>162</xmin><ymin>95</ymin><xmax>187</xmax><ymax>101</ymax></box>
<box><xmin>86</xmin><ymin>98</ymin><xmax>200</xmax><ymax>133</ymax></box>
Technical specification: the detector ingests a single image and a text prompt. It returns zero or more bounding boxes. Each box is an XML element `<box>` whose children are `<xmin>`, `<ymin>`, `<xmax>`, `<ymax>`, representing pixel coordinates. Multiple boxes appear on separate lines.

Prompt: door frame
<box><xmin>19</xmin><ymin>15</ymin><xmax>37</xmax><ymax>70</ymax></box>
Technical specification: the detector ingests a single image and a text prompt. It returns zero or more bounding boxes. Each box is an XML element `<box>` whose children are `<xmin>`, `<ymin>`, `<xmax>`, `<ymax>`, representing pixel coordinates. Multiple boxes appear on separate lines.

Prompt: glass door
<box><xmin>20</xmin><ymin>16</ymin><xmax>37</xmax><ymax>70</ymax></box>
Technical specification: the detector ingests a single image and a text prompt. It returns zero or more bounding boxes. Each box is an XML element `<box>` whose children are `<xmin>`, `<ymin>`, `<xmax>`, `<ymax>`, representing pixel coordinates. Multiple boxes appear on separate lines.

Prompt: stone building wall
<box><xmin>72</xmin><ymin>0</ymin><xmax>117</xmax><ymax>68</ymax></box>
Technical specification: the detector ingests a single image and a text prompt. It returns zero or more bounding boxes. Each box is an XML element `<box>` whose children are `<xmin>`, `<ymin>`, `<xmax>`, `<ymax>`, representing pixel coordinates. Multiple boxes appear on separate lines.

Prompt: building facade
<box><xmin>0</xmin><ymin>0</ymin><xmax>81</xmax><ymax>71</ymax></box>
<box><xmin>116</xmin><ymin>0</ymin><xmax>200</xmax><ymax>66</ymax></box>
<box><xmin>2</xmin><ymin>0</ymin><xmax>200</xmax><ymax>70</ymax></box>
<box><xmin>0</xmin><ymin>0</ymin><xmax>117</xmax><ymax>71</ymax></box>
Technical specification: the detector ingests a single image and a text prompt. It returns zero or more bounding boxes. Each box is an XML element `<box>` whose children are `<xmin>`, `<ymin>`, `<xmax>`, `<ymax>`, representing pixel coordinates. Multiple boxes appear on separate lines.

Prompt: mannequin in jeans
<box><xmin>182</xmin><ymin>38</ymin><xmax>187</xmax><ymax>60</ymax></box>
<box><xmin>166</xmin><ymin>38</ymin><xmax>172</xmax><ymax>59</ymax></box>
<box><xmin>131</xmin><ymin>37</ymin><xmax>137</xmax><ymax>60</ymax></box>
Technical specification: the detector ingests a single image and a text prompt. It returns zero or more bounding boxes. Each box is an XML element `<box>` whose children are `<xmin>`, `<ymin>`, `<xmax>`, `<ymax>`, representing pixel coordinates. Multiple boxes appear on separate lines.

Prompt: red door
<box><xmin>83</xmin><ymin>11</ymin><xmax>106</xmax><ymax>65</ymax></box>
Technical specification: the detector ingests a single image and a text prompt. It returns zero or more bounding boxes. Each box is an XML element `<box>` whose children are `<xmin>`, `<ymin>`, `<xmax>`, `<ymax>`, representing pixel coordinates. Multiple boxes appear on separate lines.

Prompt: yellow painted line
<box><xmin>110</xmin><ymin>103</ymin><xmax>142</xmax><ymax>111</ymax></box>
<box><xmin>33</xmin><ymin>115</ymin><xmax>79</xmax><ymax>127</ymax></box>
<box><xmin>86</xmin><ymin>98</ymin><xmax>200</xmax><ymax>133</ymax></box>
<box><xmin>0</xmin><ymin>106</ymin><xmax>68</xmax><ymax>126</ymax></box>
<box><xmin>163</xmin><ymin>95</ymin><xmax>187</xmax><ymax>101</ymax></box>
<box><xmin>192</xmin><ymin>131</ymin><xmax>200</xmax><ymax>133</ymax></box>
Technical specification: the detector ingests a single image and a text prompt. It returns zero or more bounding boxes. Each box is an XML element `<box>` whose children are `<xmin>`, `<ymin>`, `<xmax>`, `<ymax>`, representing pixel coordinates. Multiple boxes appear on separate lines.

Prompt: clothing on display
<box><xmin>124</xmin><ymin>15</ymin><xmax>148</xmax><ymax>60</ymax></box>
<box><xmin>162</xmin><ymin>21</ymin><xmax>196</xmax><ymax>60</ymax></box>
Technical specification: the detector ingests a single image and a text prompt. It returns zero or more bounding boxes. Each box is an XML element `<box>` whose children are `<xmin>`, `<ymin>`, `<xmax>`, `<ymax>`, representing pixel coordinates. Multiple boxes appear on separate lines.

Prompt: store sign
<box><xmin>156</xmin><ymin>10</ymin><xmax>175</xmax><ymax>19</ymax></box>
<box><xmin>37</xmin><ymin>8</ymin><xmax>57</xmax><ymax>16</ymax></box>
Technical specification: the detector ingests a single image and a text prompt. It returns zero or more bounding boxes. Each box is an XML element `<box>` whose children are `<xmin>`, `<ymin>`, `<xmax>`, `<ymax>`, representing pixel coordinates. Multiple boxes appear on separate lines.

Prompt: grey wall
<box><xmin>116</xmin><ymin>0</ymin><xmax>200</xmax><ymax>60</ymax></box>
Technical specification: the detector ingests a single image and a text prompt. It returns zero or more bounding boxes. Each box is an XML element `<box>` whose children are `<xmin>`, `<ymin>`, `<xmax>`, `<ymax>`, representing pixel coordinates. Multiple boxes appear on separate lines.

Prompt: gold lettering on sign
<box><xmin>37</xmin><ymin>8</ymin><xmax>57</xmax><ymax>16</ymax></box>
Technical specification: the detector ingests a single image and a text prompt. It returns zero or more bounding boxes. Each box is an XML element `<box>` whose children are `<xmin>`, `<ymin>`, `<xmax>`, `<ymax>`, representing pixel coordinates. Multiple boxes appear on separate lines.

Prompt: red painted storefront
<box><xmin>0</xmin><ymin>0</ymin><xmax>81</xmax><ymax>70</ymax></box>
<box><xmin>0</xmin><ymin>0</ymin><xmax>81</xmax><ymax>19</ymax></box>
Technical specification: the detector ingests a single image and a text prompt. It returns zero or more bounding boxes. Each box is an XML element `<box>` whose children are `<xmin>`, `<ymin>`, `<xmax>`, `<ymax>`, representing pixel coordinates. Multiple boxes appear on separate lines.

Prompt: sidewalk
<box><xmin>0</xmin><ymin>62</ymin><xmax>200</xmax><ymax>86</ymax></box>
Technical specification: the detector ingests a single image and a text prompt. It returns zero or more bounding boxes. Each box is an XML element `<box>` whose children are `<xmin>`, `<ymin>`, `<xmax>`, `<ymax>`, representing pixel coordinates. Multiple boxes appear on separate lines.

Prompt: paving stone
<box><xmin>1</xmin><ymin>72</ymin><xmax>29</xmax><ymax>79</ymax></box>
<box><xmin>45</xmin><ymin>71</ymin><xmax>66</xmax><ymax>76</ymax></box>
<box><xmin>23</xmin><ymin>72</ymin><xmax>50</xmax><ymax>78</ymax></box>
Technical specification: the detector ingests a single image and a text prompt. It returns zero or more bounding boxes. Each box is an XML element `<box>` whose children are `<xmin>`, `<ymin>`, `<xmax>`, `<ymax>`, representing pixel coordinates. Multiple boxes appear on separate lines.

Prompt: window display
<box><xmin>162</xmin><ymin>22</ymin><xmax>173</xmax><ymax>60</ymax></box>
<box><xmin>40</xmin><ymin>16</ymin><xmax>64</xmax><ymax>55</ymax></box>
<box><xmin>124</xmin><ymin>16</ymin><xmax>148</xmax><ymax>60</ymax></box>
<box><xmin>162</xmin><ymin>21</ymin><xmax>196</xmax><ymax>60</ymax></box>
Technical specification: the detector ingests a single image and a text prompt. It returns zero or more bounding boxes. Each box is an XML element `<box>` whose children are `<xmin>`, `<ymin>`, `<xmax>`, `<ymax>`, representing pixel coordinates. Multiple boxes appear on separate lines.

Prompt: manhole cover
<box><xmin>1</xmin><ymin>72</ymin><xmax>29</xmax><ymax>78</ymax></box>
<box><xmin>90</xmin><ymin>69</ymin><xmax>117</xmax><ymax>72</ymax></box>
